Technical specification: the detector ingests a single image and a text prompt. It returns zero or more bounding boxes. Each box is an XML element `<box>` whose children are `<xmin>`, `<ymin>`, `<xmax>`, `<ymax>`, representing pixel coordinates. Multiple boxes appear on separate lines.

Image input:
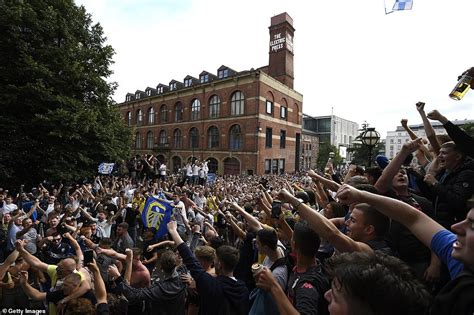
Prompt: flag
<box><xmin>393</xmin><ymin>0</ymin><xmax>413</xmax><ymax>11</ymax></box>
<box><xmin>98</xmin><ymin>163</ymin><xmax>115</xmax><ymax>174</ymax></box>
<box><xmin>140</xmin><ymin>196</ymin><xmax>173</xmax><ymax>239</ymax></box>
<box><xmin>385</xmin><ymin>0</ymin><xmax>413</xmax><ymax>14</ymax></box>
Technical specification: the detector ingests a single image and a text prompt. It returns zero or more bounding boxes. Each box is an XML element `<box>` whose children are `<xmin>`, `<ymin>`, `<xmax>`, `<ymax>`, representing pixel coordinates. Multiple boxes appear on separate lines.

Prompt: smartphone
<box><xmin>271</xmin><ymin>200</ymin><xmax>282</xmax><ymax>219</ymax></box>
<box><xmin>84</xmin><ymin>250</ymin><xmax>94</xmax><ymax>265</ymax></box>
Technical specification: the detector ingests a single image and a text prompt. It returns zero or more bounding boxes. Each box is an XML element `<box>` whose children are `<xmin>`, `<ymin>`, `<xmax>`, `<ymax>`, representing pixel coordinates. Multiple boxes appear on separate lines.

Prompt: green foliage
<box><xmin>0</xmin><ymin>0</ymin><xmax>131</xmax><ymax>188</ymax></box>
<box><xmin>348</xmin><ymin>142</ymin><xmax>383</xmax><ymax>167</ymax></box>
<box><xmin>461</xmin><ymin>122</ymin><xmax>474</xmax><ymax>138</ymax></box>
<box><xmin>317</xmin><ymin>143</ymin><xmax>343</xmax><ymax>171</ymax></box>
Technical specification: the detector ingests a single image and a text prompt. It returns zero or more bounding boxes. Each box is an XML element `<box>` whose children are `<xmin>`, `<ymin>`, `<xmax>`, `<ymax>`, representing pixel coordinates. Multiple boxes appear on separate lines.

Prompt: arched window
<box><xmin>147</xmin><ymin>131</ymin><xmax>154</xmax><ymax>149</ymax></box>
<box><xmin>175</xmin><ymin>102</ymin><xmax>183</xmax><ymax>122</ymax></box>
<box><xmin>148</xmin><ymin>107</ymin><xmax>155</xmax><ymax>124</ymax></box>
<box><xmin>207</xmin><ymin>158</ymin><xmax>218</xmax><ymax>173</ymax></box>
<box><xmin>159</xmin><ymin>130</ymin><xmax>167</xmax><ymax>145</ymax></box>
<box><xmin>191</xmin><ymin>99</ymin><xmax>201</xmax><ymax>121</ymax></box>
<box><xmin>126</xmin><ymin>112</ymin><xmax>132</xmax><ymax>126</ymax></box>
<box><xmin>135</xmin><ymin>132</ymin><xmax>141</xmax><ymax>149</ymax></box>
<box><xmin>136</xmin><ymin>109</ymin><xmax>143</xmax><ymax>126</ymax></box>
<box><xmin>230</xmin><ymin>91</ymin><xmax>244</xmax><ymax>116</ymax></box>
<box><xmin>207</xmin><ymin>126</ymin><xmax>219</xmax><ymax>149</ymax></box>
<box><xmin>223</xmin><ymin>157</ymin><xmax>240</xmax><ymax>175</ymax></box>
<box><xmin>173</xmin><ymin>129</ymin><xmax>182</xmax><ymax>149</ymax></box>
<box><xmin>189</xmin><ymin>127</ymin><xmax>199</xmax><ymax>149</ymax></box>
<box><xmin>229</xmin><ymin>124</ymin><xmax>243</xmax><ymax>150</ymax></box>
<box><xmin>160</xmin><ymin>105</ymin><xmax>168</xmax><ymax>123</ymax></box>
<box><xmin>208</xmin><ymin>95</ymin><xmax>220</xmax><ymax>119</ymax></box>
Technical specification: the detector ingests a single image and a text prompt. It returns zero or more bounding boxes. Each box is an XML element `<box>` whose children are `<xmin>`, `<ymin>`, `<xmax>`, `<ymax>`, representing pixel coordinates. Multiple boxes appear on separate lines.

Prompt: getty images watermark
<box><xmin>1</xmin><ymin>309</ymin><xmax>46</xmax><ymax>315</ymax></box>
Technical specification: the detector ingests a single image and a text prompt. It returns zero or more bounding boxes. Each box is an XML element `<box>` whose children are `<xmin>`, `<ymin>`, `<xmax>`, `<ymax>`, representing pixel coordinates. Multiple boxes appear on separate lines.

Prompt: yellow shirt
<box><xmin>46</xmin><ymin>265</ymin><xmax>85</xmax><ymax>315</ymax></box>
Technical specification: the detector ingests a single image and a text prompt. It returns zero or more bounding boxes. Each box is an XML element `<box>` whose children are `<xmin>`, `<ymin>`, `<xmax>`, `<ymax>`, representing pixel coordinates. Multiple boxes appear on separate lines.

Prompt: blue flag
<box><xmin>140</xmin><ymin>196</ymin><xmax>173</xmax><ymax>240</ymax></box>
<box><xmin>393</xmin><ymin>0</ymin><xmax>413</xmax><ymax>11</ymax></box>
<box><xmin>98</xmin><ymin>163</ymin><xmax>115</xmax><ymax>175</ymax></box>
<box><xmin>385</xmin><ymin>0</ymin><xmax>413</xmax><ymax>14</ymax></box>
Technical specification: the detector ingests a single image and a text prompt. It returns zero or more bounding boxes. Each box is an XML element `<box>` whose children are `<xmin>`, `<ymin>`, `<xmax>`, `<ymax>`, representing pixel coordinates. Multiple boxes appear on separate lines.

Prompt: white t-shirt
<box><xmin>1</xmin><ymin>203</ymin><xmax>18</xmax><ymax>215</ymax></box>
<box><xmin>159</xmin><ymin>164</ymin><xmax>167</xmax><ymax>175</ymax></box>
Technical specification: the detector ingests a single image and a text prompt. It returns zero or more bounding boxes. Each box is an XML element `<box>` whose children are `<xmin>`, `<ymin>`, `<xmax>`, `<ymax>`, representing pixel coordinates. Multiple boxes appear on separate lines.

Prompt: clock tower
<box><xmin>268</xmin><ymin>12</ymin><xmax>295</xmax><ymax>89</ymax></box>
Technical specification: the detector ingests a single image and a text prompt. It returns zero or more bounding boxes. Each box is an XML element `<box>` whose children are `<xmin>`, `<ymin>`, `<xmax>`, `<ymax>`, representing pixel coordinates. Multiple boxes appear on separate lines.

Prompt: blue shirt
<box><xmin>431</xmin><ymin>230</ymin><xmax>464</xmax><ymax>279</ymax></box>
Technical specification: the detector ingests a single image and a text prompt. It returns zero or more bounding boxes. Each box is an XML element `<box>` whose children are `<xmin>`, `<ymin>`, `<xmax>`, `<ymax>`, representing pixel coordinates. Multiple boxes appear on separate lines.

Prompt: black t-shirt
<box><xmin>385</xmin><ymin>191</ymin><xmax>434</xmax><ymax>263</ymax></box>
<box><xmin>234</xmin><ymin>232</ymin><xmax>256</xmax><ymax>291</ymax></box>
<box><xmin>287</xmin><ymin>264</ymin><xmax>330</xmax><ymax>315</ymax></box>
<box><xmin>125</xmin><ymin>207</ymin><xmax>140</xmax><ymax>227</ymax></box>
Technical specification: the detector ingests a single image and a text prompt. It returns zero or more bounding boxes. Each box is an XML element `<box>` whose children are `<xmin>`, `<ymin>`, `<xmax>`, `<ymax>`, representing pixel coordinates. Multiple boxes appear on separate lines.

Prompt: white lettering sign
<box><xmin>269</xmin><ymin>32</ymin><xmax>293</xmax><ymax>53</ymax></box>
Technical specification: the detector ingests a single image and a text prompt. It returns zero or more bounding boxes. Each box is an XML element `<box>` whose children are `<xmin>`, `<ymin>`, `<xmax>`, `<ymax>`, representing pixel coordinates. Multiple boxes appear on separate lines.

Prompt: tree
<box><xmin>0</xmin><ymin>0</ymin><xmax>131</xmax><ymax>188</ymax></box>
<box><xmin>461</xmin><ymin>122</ymin><xmax>474</xmax><ymax>138</ymax></box>
<box><xmin>316</xmin><ymin>143</ymin><xmax>343</xmax><ymax>171</ymax></box>
<box><xmin>348</xmin><ymin>122</ymin><xmax>382</xmax><ymax>167</ymax></box>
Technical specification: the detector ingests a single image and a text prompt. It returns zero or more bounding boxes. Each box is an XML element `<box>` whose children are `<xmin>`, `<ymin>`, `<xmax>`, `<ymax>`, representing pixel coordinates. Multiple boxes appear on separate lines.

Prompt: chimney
<box><xmin>268</xmin><ymin>12</ymin><xmax>295</xmax><ymax>88</ymax></box>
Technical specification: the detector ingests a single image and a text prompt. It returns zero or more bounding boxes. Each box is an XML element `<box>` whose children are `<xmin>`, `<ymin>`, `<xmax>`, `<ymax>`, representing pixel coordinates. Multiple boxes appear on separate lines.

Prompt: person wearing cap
<box><xmin>375</xmin><ymin>155</ymin><xmax>390</xmax><ymax>170</ymax></box>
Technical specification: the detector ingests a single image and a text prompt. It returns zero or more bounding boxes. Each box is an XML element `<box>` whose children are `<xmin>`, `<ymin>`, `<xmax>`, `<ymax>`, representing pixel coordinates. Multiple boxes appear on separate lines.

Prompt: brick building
<box><xmin>117</xmin><ymin>12</ymin><xmax>303</xmax><ymax>175</ymax></box>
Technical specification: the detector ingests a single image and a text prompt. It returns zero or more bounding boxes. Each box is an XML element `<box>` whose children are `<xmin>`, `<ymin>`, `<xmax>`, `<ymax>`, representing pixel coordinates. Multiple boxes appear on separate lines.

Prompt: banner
<box><xmin>385</xmin><ymin>0</ymin><xmax>413</xmax><ymax>14</ymax></box>
<box><xmin>98</xmin><ymin>163</ymin><xmax>115</xmax><ymax>175</ymax></box>
<box><xmin>140</xmin><ymin>196</ymin><xmax>173</xmax><ymax>239</ymax></box>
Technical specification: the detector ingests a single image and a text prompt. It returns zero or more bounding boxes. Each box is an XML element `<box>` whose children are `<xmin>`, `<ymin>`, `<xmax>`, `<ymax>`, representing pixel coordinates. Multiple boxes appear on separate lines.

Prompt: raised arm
<box><xmin>401</xmin><ymin>119</ymin><xmax>418</xmax><ymax>140</ymax></box>
<box><xmin>308</xmin><ymin>169</ymin><xmax>340</xmax><ymax>192</ymax></box>
<box><xmin>88</xmin><ymin>260</ymin><xmax>107</xmax><ymax>304</ymax></box>
<box><xmin>124</xmin><ymin>249</ymin><xmax>133</xmax><ymax>284</ymax></box>
<box><xmin>224</xmin><ymin>212</ymin><xmax>246</xmax><ymax>240</ymax></box>
<box><xmin>416</xmin><ymin>102</ymin><xmax>441</xmax><ymax>155</ymax></box>
<box><xmin>0</xmin><ymin>250</ymin><xmax>19</xmax><ymax>279</ymax></box>
<box><xmin>336</xmin><ymin>184</ymin><xmax>444</xmax><ymax>248</ymax></box>
<box><xmin>15</xmin><ymin>240</ymin><xmax>48</xmax><ymax>272</ymax></box>
<box><xmin>19</xmin><ymin>271</ymin><xmax>46</xmax><ymax>301</ymax></box>
<box><xmin>427</xmin><ymin>109</ymin><xmax>474</xmax><ymax>158</ymax></box>
<box><xmin>96</xmin><ymin>247</ymin><xmax>127</xmax><ymax>261</ymax></box>
<box><xmin>278</xmin><ymin>189</ymin><xmax>372</xmax><ymax>254</ymax></box>
<box><xmin>229</xmin><ymin>201</ymin><xmax>262</xmax><ymax>232</ymax></box>
<box><xmin>375</xmin><ymin>138</ymin><xmax>422</xmax><ymax>193</ymax></box>
<box><xmin>401</xmin><ymin>119</ymin><xmax>432</xmax><ymax>161</ymax></box>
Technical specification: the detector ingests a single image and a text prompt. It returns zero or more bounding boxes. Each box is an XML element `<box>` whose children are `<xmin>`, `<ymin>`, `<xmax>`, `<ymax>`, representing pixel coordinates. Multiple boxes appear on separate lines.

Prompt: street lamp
<box><xmin>361</xmin><ymin>127</ymin><xmax>380</xmax><ymax>167</ymax></box>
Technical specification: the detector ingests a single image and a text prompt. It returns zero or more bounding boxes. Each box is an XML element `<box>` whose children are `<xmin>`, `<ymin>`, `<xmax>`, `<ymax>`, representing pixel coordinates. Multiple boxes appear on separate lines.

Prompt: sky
<box><xmin>75</xmin><ymin>0</ymin><xmax>474</xmax><ymax>138</ymax></box>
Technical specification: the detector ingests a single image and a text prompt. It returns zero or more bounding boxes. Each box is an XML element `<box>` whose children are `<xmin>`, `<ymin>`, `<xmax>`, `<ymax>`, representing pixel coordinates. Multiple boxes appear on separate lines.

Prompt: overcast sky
<box><xmin>75</xmin><ymin>0</ymin><xmax>474</xmax><ymax>138</ymax></box>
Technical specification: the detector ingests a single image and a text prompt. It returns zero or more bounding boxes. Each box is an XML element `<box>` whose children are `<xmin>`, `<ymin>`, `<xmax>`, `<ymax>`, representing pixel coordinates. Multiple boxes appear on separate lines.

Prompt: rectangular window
<box><xmin>218</xmin><ymin>69</ymin><xmax>229</xmax><ymax>79</ymax></box>
<box><xmin>278</xmin><ymin>159</ymin><xmax>285</xmax><ymax>174</ymax></box>
<box><xmin>266</xmin><ymin>100</ymin><xmax>273</xmax><ymax>115</ymax></box>
<box><xmin>271</xmin><ymin>159</ymin><xmax>278</xmax><ymax>174</ymax></box>
<box><xmin>200</xmin><ymin>74</ymin><xmax>209</xmax><ymax>83</ymax></box>
<box><xmin>397</xmin><ymin>139</ymin><xmax>401</xmax><ymax>144</ymax></box>
<box><xmin>280</xmin><ymin>130</ymin><xmax>286</xmax><ymax>149</ymax></box>
<box><xmin>169</xmin><ymin>83</ymin><xmax>176</xmax><ymax>91</ymax></box>
<box><xmin>264</xmin><ymin>159</ymin><xmax>271</xmax><ymax>174</ymax></box>
<box><xmin>280</xmin><ymin>106</ymin><xmax>287</xmax><ymax>119</ymax></box>
<box><xmin>184</xmin><ymin>79</ymin><xmax>192</xmax><ymax>87</ymax></box>
<box><xmin>390</xmin><ymin>139</ymin><xmax>394</xmax><ymax>144</ymax></box>
<box><xmin>265</xmin><ymin>128</ymin><xmax>272</xmax><ymax>148</ymax></box>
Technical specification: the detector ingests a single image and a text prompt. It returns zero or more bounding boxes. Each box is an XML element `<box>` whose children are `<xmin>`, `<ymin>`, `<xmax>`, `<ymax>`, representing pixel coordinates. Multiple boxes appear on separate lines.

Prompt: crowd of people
<box><xmin>0</xmin><ymin>106</ymin><xmax>473</xmax><ymax>315</ymax></box>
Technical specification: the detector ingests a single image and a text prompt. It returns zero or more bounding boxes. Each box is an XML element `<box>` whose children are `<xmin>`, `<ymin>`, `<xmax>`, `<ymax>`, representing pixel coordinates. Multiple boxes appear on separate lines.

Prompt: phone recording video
<box><xmin>271</xmin><ymin>200</ymin><xmax>282</xmax><ymax>219</ymax></box>
<box><xmin>83</xmin><ymin>250</ymin><xmax>94</xmax><ymax>265</ymax></box>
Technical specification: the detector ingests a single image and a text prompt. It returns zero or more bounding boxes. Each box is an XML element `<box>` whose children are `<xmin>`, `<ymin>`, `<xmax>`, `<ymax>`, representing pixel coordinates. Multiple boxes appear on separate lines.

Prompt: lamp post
<box><xmin>361</xmin><ymin>127</ymin><xmax>380</xmax><ymax>167</ymax></box>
